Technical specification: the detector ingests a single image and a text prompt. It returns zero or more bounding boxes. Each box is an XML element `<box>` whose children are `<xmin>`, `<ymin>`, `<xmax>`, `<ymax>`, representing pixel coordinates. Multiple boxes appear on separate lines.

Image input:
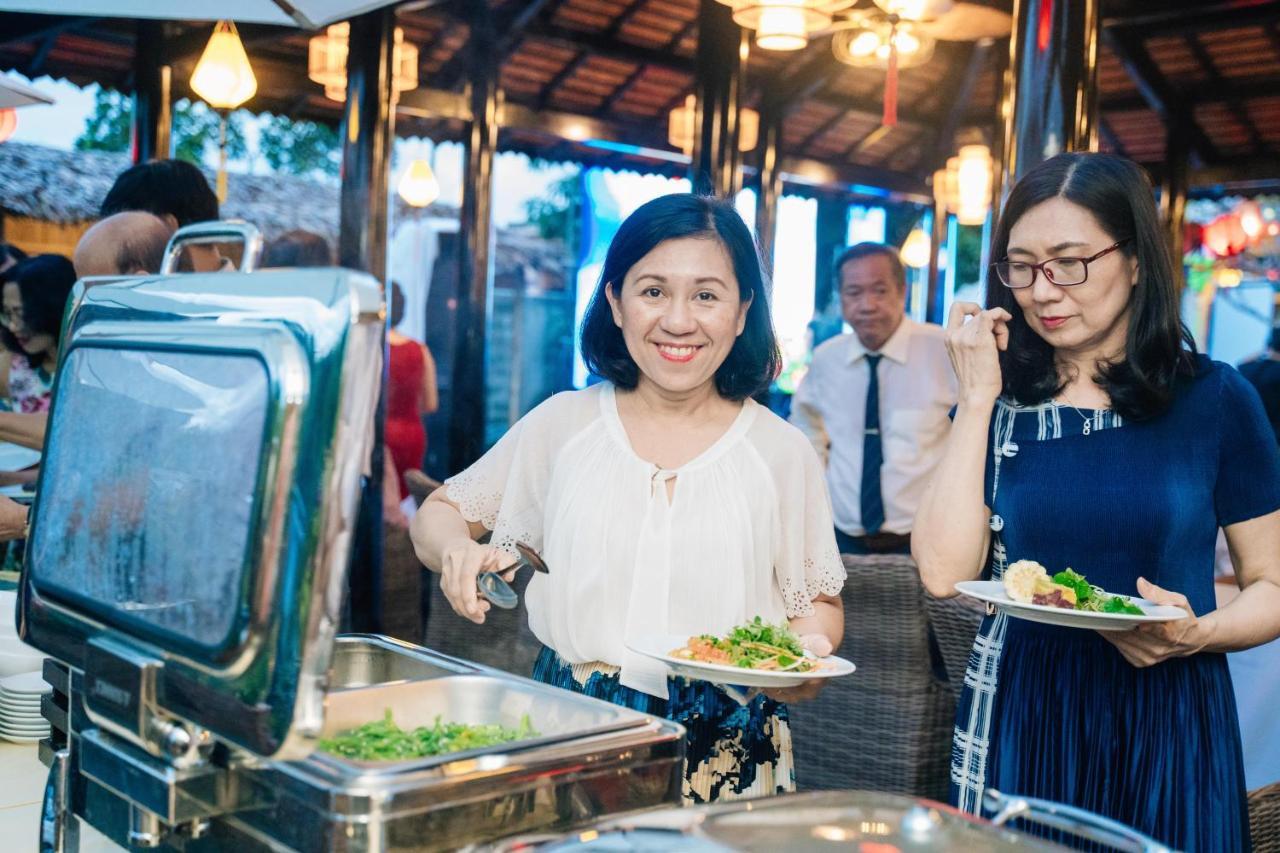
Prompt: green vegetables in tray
<box><xmin>675</xmin><ymin>616</ymin><xmax>816</xmax><ymax>672</ymax></box>
<box><xmin>319</xmin><ymin>709</ymin><xmax>538</xmax><ymax>761</ymax></box>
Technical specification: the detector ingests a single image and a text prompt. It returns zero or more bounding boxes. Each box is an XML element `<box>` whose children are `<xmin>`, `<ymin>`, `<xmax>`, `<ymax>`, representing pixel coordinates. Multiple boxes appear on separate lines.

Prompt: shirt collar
<box><xmin>845</xmin><ymin>316</ymin><xmax>913</xmax><ymax>366</ymax></box>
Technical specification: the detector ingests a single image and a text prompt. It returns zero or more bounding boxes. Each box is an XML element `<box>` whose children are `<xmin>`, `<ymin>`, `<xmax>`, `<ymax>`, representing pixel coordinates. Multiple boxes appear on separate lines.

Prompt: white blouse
<box><xmin>446</xmin><ymin>383</ymin><xmax>846</xmax><ymax>697</ymax></box>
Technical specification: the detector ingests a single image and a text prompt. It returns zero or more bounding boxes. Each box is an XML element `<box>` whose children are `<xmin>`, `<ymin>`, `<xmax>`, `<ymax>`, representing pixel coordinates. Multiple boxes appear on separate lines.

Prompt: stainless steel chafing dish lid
<box><xmin>18</xmin><ymin>222</ymin><xmax>384</xmax><ymax>763</ymax></box>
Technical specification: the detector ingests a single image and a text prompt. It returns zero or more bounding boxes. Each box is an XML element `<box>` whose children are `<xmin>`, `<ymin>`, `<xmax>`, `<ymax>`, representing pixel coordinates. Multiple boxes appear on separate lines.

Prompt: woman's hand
<box><xmin>439</xmin><ymin>539</ymin><xmax>516</xmax><ymax>625</ymax></box>
<box><xmin>945</xmin><ymin>302</ymin><xmax>1011</xmax><ymax>407</ymax></box>
<box><xmin>762</xmin><ymin>633</ymin><xmax>835</xmax><ymax>704</ymax></box>
<box><xmin>1100</xmin><ymin>578</ymin><xmax>1211</xmax><ymax>667</ymax></box>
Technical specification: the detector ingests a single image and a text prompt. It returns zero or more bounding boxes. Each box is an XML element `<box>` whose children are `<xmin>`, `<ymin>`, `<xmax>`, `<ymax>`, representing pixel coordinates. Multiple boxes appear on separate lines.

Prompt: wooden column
<box><xmin>754</xmin><ymin>102</ymin><xmax>784</xmax><ymax>276</ymax></box>
<box><xmin>338</xmin><ymin>7</ymin><xmax>397</xmax><ymax>633</ymax></box>
<box><xmin>131</xmin><ymin>20</ymin><xmax>171</xmax><ymax>163</ymax></box>
<box><xmin>448</xmin><ymin>0</ymin><xmax>499</xmax><ymax>474</ymax></box>
<box><xmin>691</xmin><ymin>0</ymin><xmax>745</xmax><ymax>197</ymax></box>
<box><xmin>1161</xmin><ymin>123</ymin><xmax>1189</xmax><ymax>290</ymax></box>
<box><xmin>1000</xmin><ymin>0</ymin><xmax>1101</xmax><ymax>193</ymax></box>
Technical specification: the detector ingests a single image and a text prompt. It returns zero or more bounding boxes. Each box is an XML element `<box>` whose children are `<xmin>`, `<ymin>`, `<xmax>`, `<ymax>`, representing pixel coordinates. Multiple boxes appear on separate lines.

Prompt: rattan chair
<box><xmin>1250</xmin><ymin>781</ymin><xmax>1280</xmax><ymax>852</ymax></box>
<box><xmin>923</xmin><ymin>592</ymin><xmax>985</xmax><ymax>699</ymax></box>
<box><xmin>787</xmin><ymin>553</ymin><xmax>953</xmax><ymax>801</ymax></box>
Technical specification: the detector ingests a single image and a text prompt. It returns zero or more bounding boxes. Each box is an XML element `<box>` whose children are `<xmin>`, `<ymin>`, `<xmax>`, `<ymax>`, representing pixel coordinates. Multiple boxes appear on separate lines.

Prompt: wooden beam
<box><xmin>796</xmin><ymin>107</ymin><xmax>855</xmax><ymax>154</ymax></box>
<box><xmin>842</xmin><ymin>124</ymin><xmax>894</xmax><ymax>159</ymax></box>
<box><xmin>781</xmin><ymin>155</ymin><xmax>932</xmax><ymax>203</ymax></box>
<box><xmin>1102</xmin><ymin>0</ymin><xmax>1280</xmax><ymax>37</ymax></box>
<box><xmin>521</xmin><ymin>21</ymin><xmax>692</xmax><ymax>74</ymax></box>
<box><xmin>595</xmin><ymin>62</ymin><xmax>648</xmax><ymax>116</ymax></box>
<box><xmin>1097</xmin><ymin>116</ymin><xmax>1128</xmax><ymax>158</ymax></box>
<box><xmin>1184</xmin><ymin>33</ymin><xmax>1270</xmax><ymax>156</ymax></box>
<box><xmin>0</xmin><ymin>14</ymin><xmax>99</xmax><ymax>50</ymax></box>
<box><xmin>1099</xmin><ymin>28</ymin><xmax>1217</xmax><ymax>164</ymax></box>
<box><xmin>925</xmin><ymin>41</ymin><xmax>987</xmax><ymax>170</ymax></box>
<box><xmin>1102</xmin><ymin>75</ymin><xmax>1280</xmax><ymax>111</ymax></box>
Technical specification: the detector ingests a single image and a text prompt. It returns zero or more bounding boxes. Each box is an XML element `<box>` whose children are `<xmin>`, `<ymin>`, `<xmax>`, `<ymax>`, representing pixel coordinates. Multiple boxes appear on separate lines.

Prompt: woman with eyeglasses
<box><xmin>913</xmin><ymin>152</ymin><xmax>1280</xmax><ymax>850</ymax></box>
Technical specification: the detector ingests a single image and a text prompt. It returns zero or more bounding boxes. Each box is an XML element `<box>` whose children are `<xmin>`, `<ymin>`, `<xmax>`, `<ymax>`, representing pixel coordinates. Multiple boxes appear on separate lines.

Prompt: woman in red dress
<box><xmin>385</xmin><ymin>282</ymin><xmax>439</xmax><ymax>504</ymax></box>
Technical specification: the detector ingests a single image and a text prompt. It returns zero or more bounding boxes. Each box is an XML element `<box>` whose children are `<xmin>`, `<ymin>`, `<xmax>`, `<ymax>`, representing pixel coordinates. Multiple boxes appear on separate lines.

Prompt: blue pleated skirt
<box><xmin>532</xmin><ymin>646</ymin><xmax>794</xmax><ymax>803</ymax></box>
<box><xmin>987</xmin><ymin>624</ymin><xmax>1250</xmax><ymax>852</ymax></box>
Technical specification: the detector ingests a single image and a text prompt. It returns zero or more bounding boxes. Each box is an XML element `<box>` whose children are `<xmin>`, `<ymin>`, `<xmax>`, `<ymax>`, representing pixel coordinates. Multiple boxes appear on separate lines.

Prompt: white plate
<box><xmin>0</xmin><ymin>671</ymin><xmax>49</xmax><ymax>694</ymax></box>
<box><xmin>0</xmin><ymin>698</ymin><xmax>41</xmax><ymax>714</ymax></box>
<box><xmin>0</xmin><ymin>730</ymin><xmax>45</xmax><ymax>743</ymax></box>
<box><xmin>0</xmin><ymin>443</ymin><xmax>39</xmax><ymax>473</ymax></box>
<box><xmin>0</xmin><ymin>714</ymin><xmax>44</xmax><ymax>727</ymax></box>
<box><xmin>627</xmin><ymin>634</ymin><xmax>856</xmax><ymax>688</ymax></box>
<box><xmin>0</xmin><ymin>722</ymin><xmax>48</xmax><ymax>735</ymax></box>
<box><xmin>954</xmin><ymin>580</ymin><xmax>1189</xmax><ymax>632</ymax></box>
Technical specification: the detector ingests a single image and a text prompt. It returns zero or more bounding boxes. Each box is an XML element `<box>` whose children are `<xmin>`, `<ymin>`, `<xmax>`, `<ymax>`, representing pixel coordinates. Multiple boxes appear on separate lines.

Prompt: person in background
<box><xmin>72</xmin><ymin>212</ymin><xmax>174</xmax><ymax>278</ymax></box>
<box><xmin>385</xmin><ymin>281</ymin><xmax>438</xmax><ymax>511</ymax></box>
<box><xmin>261</xmin><ymin>229</ymin><xmax>334</xmax><ymax>268</ymax></box>
<box><xmin>99</xmin><ymin>160</ymin><xmax>225</xmax><ymax>272</ymax></box>
<box><xmin>790</xmin><ymin>242</ymin><xmax>956</xmax><ymax>555</ymax></box>
<box><xmin>1240</xmin><ymin>325</ymin><xmax>1280</xmax><ymax>445</ymax></box>
<box><xmin>0</xmin><ymin>243</ymin><xmax>27</xmax><ymax>277</ymax></box>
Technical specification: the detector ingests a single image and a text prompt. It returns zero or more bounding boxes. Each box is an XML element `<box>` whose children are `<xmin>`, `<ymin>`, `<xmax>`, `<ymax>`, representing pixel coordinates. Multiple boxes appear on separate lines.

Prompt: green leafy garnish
<box><xmin>682</xmin><ymin>617</ymin><xmax>815</xmax><ymax>672</ymax></box>
<box><xmin>1051</xmin><ymin>569</ymin><xmax>1092</xmax><ymax>604</ymax></box>
<box><xmin>1100</xmin><ymin>596</ymin><xmax>1144</xmax><ymax>615</ymax></box>
<box><xmin>319</xmin><ymin>709</ymin><xmax>537</xmax><ymax>761</ymax></box>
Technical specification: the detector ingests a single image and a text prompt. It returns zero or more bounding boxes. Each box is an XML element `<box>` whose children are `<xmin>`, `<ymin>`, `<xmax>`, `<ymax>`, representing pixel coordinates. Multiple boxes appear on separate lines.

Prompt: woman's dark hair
<box><xmin>579</xmin><ymin>193</ymin><xmax>780</xmax><ymax>401</ymax></box>
<box><xmin>0</xmin><ymin>243</ymin><xmax>27</xmax><ymax>271</ymax></box>
<box><xmin>0</xmin><ymin>254</ymin><xmax>77</xmax><ymax>357</ymax></box>
<box><xmin>986</xmin><ymin>152</ymin><xmax>1197</xmax><ymax>420</ymax></box>
<box><xmin>100</xmin><ymin>159</ymin><xmax>219</xmax><ymax>226</ymax></box>
<box><xmin>262</xmin><ymin>229</ymin><xmax>333</xmax><ymax>268</ymax></box>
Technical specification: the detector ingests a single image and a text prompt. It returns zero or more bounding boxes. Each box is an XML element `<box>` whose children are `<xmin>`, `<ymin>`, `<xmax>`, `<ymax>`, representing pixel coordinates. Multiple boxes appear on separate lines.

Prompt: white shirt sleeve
<box><xmin>443</xmin><ymin>395</ymin><xmax>564</xmax><ymax>554</ymax></box>
<box><xmin>771</xmin><ymin>428</ymin><xmax>846</xmax><ymax>618</ymax></box>
<box><xmin>789</xmin><ymin>359</ymin><xmax>830</xmax><ymax>466</ymax></box>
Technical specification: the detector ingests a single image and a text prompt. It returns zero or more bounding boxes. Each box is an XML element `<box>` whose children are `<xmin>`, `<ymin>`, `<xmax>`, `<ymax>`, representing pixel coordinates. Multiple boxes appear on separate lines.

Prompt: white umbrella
<box><xmin>0</xmin><ymin>75</ymin><xmax>54</xmax><ymax>110</ymax></box>
<box><xmin>0</xmin><ymin>0</ymin><xmax>403</xmax><ymax>27</ymax></box>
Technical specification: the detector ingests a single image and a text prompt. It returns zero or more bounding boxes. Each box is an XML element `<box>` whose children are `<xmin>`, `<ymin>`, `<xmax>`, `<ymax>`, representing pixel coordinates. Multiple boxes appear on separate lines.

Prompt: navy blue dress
<box><xmin>951</xmin><ymin>357</ymin><xmax>1280</xmax><ymax>851</ymax></box>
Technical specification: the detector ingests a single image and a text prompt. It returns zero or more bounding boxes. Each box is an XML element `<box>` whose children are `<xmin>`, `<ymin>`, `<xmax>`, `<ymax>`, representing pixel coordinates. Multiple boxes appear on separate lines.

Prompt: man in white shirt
<box><xmin>791</xmin><ymin>242</ymin><xmax>957</xmax><ymax>554</ymax></box>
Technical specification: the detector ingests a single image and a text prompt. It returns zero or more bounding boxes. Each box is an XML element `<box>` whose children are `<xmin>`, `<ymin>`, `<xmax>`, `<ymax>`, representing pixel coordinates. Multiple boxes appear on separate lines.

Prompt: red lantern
<box><xmin>1204</xmin><ymin>216</ymin><xmax>1231</xmax><ymax>258</ymax></box>
<box><xmin>1226</xmin><ymin>214</ymin><xmax>1249</xmax><ymax>255</ymax></box>
<box><xmin>0</xmin><ymin>110</ymin><xmax>16</xmax><ymax>144</ymax></box>
<box><xmin>1238</xmin><ymin>200</ymin><xmax>1264</xmax><ymax>241</ymax></box>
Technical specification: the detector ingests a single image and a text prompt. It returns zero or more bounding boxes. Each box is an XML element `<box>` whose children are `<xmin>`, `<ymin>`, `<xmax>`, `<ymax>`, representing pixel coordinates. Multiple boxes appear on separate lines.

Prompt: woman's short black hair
<box><xmin>0</xmin><ymin>254</ymin><xmax>77</xmax><ymax>357</ymax></box>
<box><xmin>986</xmin><ymin>152</ymin><xmax>1197</xmax><ymax>420</ymax></box>
<box><xmin>579</xmin><ymin>193</ymin><xmax>780</xmax><ymax>401</ymax></box>
<box><xmin>0</xmin><ymin>243</ymin><xmax>27</xmax><ymax>271</ymax></box>
<box><xmin>100</xmin><ymin>159</ymin><xmax>219</xmax><ymax>227</ymax></box>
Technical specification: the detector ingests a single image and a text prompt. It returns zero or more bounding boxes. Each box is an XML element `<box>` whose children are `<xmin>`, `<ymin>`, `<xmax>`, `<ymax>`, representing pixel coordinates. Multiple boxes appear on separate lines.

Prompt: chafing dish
<box><xmin>489</xmin><ymin>789</ymin><xmax>1175</xmax><ymax>852</ymax></box>
<box><xmin>22</xmin><ymin>223</ymin><xmax>684</xmax><ymax>853</ymax></box>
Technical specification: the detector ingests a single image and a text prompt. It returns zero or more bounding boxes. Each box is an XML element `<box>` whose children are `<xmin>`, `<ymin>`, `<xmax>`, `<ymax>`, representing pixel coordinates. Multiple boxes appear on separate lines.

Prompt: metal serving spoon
<box><xmin>476</xmin><ymin>541</ymin><xmax>549</xmax><ymax>610</ymax></box>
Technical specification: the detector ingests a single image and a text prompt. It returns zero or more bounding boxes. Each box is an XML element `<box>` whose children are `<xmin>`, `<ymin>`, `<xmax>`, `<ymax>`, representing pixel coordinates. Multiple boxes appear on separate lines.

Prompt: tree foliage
<box><xmin>523</xmin><ymin>171</ymin><xmax>582</xmax><ymax>247</ymax></box>
<box><xmin>74</xmin><ymin>88</ymin><xmax>132</xmax><ymax>152</ymax></box>
<box><xmin>170</xmin><ymin>99</ymin><xmax>248</xmax><ymax>164</ymax></box>
<box><xmin>258</xmin><ymin>115</ymin><xmax>340</xmax><ymax>178</ymax></box>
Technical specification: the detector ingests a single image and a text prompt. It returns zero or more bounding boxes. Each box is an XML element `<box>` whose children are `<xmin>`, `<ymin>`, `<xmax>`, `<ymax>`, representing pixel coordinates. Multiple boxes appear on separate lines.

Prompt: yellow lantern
<box><xmin>955</xmin><ymin>143</ymin><xmax>993</xmax><ymax>226</ymax></box>
<box><xmin>190</xmin><ymin>20</ymin><xmax>257</xmax><ymax>110</ymax></box>
<box><xmin>189</xmin><ymin>20</ymin><xmax>257</xmax><ymax>204</ymax></box>
<box><xmin>397</xmin><ymin>159</ymin><xmax>440</xmax><ymax>208</ymax></box>
<box><xmin>308</xmin><ymin>22</ymin><xmax>419</xmax><ymax>103</ymax></box>
<box><xmin>900</xmin><ymin>227</ymin><xmax>931</xmax><ymax>268</ymax></box>
<box><xmin>727</xmin><ymin>1</ymin><xmax>857</xmax><ymax>51</ymax></box>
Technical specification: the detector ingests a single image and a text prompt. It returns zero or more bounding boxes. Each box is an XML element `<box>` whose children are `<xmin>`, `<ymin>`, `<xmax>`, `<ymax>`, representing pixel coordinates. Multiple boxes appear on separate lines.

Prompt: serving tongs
<box><xmin>476</xmin><ymin>541</ymin><xmax>548</xmax><ymax>610</ymax></box>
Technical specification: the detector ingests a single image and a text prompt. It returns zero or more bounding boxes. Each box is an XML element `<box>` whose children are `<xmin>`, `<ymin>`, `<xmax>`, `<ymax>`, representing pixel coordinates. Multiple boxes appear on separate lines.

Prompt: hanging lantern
<box><xmin>0</xmin><ymin>110</ymin><xmax>16</xmax><ymax>144</ymax></box>
<box><xmin>667</xmin><ymin>95</ymin><xmax>761</xmax><ymax>154</ymax></box>
<box><xmin>1214</xmin><ymin>267</ymin><xmax>1243</xmax><ymax>289</ymax></box>
<box><xmin>726</xmin><ymin>1</ymin><xmax>857</xmax><ymax>51</ymax></box>
<box><xmin>900</xmin><ymin>227</ymin><xmax>931</xmax><ymax>268</ymax></box>
<box><xmin>955</xmin><ymin>144</ymin><xmax>993</xmax><ymax>226</ymax></box>
<box><xmin>871</xmin><ymin>0</ymin><xmax>953</xmax><ymax>19</ymax></box>
<box><xmin>397</xmin><ymin>159</ymin><xmax>440</xmax><ymax>208</ymax></box>
<box><xmin>189</xmin><ymin>20</ymin><xmax>258</xmax><ymax>205</ymax></box>
<box><xmin>1203</xmin><ymin>216</ymin><xmax>1232</xmax><ymax>258</ymax></box>
<box><xmin>1238</xmin><ymin>200</ymin><xmax>1264</xmax><ymax>241</ymax></box>
<box><xmin>832</xmin><ymin>19</ymin><xmax>934</xmax><ymax>69</ymax></box>
<box><xmin>190</xmin><ymin>21</ymin><xmax>257</xmax><ymax>111</ymax></box>
<box><xmin>308</xmin><ymin>22</ymin><xmax>419</xmax><ymax>103</ymax></box>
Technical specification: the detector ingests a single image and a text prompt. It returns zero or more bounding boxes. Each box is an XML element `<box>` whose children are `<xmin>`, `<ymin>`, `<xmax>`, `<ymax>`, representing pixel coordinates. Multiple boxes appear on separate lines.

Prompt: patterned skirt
<box><xmin>532</xmin><ymin>647</ymin><xmax>794</xmax><ymax>804</ymax></box>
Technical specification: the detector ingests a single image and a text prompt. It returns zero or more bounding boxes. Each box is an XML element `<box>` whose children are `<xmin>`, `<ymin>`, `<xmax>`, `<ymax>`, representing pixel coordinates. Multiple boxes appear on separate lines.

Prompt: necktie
<box><xmin>860</xmin><ymin>354</ymin><xmax>884</xmax><ymax>535</ymax></box>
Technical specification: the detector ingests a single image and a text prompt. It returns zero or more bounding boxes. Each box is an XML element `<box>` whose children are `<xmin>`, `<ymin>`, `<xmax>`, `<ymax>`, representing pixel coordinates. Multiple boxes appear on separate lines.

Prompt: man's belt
<box><xmin>852</xmin><ymin>531</ymin><xmax>912</xmax><ymax>553</ymax></box>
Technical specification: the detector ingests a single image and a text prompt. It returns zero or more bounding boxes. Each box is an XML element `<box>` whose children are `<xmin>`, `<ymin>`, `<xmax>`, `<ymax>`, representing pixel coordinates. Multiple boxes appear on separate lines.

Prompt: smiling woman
<box><xmin>411</xmin><ymin>193</ymin><xmax>846</xmax><ymax>804</ymax></box>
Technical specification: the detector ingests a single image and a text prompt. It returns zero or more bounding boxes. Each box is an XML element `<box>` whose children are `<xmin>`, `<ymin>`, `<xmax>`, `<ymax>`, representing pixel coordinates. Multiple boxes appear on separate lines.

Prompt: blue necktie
<box><xmin>860</xmin><ymin>354</ymin><xmax>884</xmax><ymax>535</ymax></box>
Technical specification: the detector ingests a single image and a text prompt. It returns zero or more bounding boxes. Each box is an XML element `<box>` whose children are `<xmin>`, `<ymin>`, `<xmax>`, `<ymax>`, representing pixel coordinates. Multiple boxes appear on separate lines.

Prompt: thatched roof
<box><xmin>0</xmin><ymin>140</ymin><xmax>567</xmax><ymax>283</ymax></box>
<box><xmin>0</xmin><ymin>141</ymin><xmax>452</xmax><ymax>242</ymax></box>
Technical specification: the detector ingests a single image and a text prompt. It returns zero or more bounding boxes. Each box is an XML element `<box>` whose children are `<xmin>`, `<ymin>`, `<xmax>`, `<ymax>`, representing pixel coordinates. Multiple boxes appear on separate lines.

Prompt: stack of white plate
<box><xmin>0</xmin><ymin>591</ymin><xmax>44</xmax><ymax>677</ymax></box>
<box><xmin>0</xmin><ymin>670</ymin><xmax>49</xmax><ymax>742</ymax></box>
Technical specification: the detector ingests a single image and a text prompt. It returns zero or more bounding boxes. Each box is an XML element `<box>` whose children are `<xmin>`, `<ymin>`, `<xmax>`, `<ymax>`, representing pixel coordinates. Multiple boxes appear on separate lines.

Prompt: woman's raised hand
<box><xmin>945</xmin><ymin>301</ymin><xmax>1012</xmax><ymax>407</ymax></box>
<box><xmin>439</xmin><ymin>539</ymin><xmax>517</xmax><ymax>624</ymax></box>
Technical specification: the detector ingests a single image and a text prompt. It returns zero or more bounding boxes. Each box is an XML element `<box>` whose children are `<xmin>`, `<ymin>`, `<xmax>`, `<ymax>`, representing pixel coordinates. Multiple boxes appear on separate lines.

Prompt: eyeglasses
<box><xmin>993</xmin><ymin>238</ymin><xmax>1131</xmax><ymax>289</ymax></box>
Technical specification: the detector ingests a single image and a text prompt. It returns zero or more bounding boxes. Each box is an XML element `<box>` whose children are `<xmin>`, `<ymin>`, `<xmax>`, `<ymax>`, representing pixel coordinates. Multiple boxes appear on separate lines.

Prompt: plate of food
<box><xmin>955</xmin><ymin>561</ymin><xmax>1189</xmax><ymax>631</ymax></box>
<box><xmin>628</xmin><ymin>617</ymin><xmax>855</xmax><ymax>688</ymax></box>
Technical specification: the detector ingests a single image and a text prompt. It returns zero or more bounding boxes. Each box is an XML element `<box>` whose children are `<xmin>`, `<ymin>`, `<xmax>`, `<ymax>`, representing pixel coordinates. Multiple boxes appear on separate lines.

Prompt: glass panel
<box><xmin>30</xmin><ymin>347</ymin><xmax>269</xmax><ymax>649</ymax></box>
<box><xmin>773</xmin><ymin>195</ymin><xmax>818</xmax><ymax>394</ymax></box>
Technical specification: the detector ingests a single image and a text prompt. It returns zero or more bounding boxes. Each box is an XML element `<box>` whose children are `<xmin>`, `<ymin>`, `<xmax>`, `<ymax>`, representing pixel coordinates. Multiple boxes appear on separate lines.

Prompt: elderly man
<box><xmin>791</xmin><ymin>242</ymin><xmax>957</xmax><ymax>555</ymax></box>
<box><xmin>73</xmin><ymin>211</ymin><xmax>174</xmax><ymax>278</ymax></box>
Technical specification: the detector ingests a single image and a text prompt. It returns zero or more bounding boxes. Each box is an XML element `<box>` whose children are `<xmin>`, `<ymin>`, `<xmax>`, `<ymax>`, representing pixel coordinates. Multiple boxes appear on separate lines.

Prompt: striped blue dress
<box><xmin>951</xmin><ymin>357</ymin><xmax>1280</xmax><ymax>851</ymax></box>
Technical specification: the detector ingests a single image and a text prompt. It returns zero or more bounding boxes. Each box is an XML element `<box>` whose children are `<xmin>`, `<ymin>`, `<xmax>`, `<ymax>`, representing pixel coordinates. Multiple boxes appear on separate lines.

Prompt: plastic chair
<box><xmin>787</xmin><ymin>553</ymin><xmax>953</xmax><ymax>801</ymax></box>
